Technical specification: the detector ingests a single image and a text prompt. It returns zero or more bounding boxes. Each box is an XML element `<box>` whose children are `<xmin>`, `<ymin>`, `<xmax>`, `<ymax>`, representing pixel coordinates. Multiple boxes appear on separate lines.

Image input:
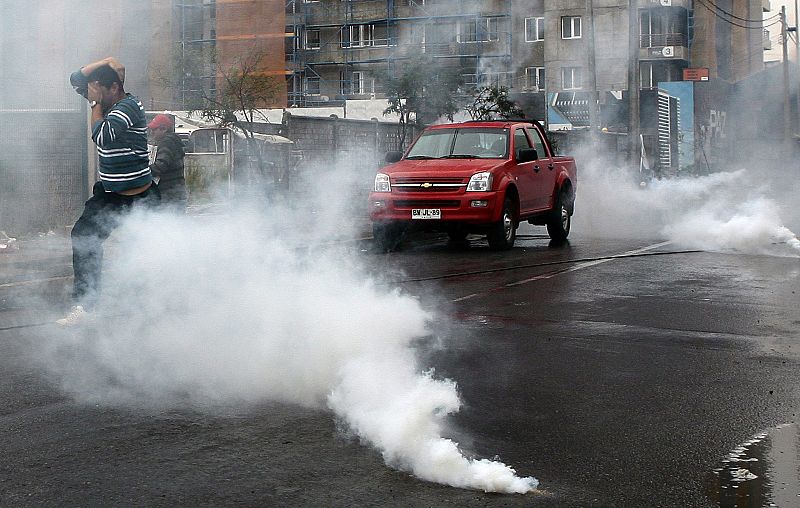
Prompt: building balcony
<box><xmin>639</xmin><ymin>33</ymin><xmax>688</xmax><ymax>61</ymax></box>
<box><xmin>763</xmin><ymin>0</ymin><xmax>771</xmax><ymax>12</ymax></box>
<box><xmin>640</xmin><ymin>33</ymin><xmax>687</xmax><ymax>48</ymax></box>
<box><xmin>640</xmin><ymin>0</ymin><xmax>691</xmax><ymax>8</ymax></box>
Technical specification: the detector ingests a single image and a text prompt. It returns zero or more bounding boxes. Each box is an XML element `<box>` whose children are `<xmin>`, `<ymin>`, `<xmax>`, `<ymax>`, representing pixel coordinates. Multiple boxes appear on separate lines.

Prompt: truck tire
<box><xmin>373</xmin><ymin>222</ymin><xmax>403</xmax><ymax>252</ymax></box>
<box><xmin>487</xmin><ymin>197</ymin><xmax>516</xmax><ymax>250</ymax></box>
<box><xmin>546</xmin><ymin>189</ymin><xmax>571</xmax><ymax>242</ymax></box>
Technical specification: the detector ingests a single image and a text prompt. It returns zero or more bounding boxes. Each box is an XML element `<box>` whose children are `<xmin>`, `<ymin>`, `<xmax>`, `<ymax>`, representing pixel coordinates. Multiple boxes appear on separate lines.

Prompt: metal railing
<box><xmin>639</xmin><ymin>33</ymin><xmax>688</xmax><ymax>48</ymax></box>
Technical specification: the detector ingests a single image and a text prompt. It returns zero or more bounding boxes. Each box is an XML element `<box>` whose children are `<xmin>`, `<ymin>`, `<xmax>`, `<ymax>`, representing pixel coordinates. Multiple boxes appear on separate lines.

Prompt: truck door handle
<box><xmin>533</xmin><ymin>165</ymin><xmax>541</xmax><ymax>172</ymax></box>
<box><xmin>548</xmin><ymin>163</ymin><xmax>554</xmax><ymax>170</ymax></box>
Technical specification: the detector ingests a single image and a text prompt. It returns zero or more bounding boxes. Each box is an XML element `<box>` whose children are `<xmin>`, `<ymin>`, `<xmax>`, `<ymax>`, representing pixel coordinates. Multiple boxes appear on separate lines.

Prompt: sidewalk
<box><xmin>0</xmin><ymin>232</ymin><xmax>74</xmax><ymax>310</ymax></box>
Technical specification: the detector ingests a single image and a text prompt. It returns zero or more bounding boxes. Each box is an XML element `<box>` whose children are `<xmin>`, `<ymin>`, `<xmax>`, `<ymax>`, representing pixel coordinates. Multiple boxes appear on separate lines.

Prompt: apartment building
<box><xmin>763</xmin><ymin>0</ymin><xmax>797</xmax><ymax>65</ymax></box>
<box><xmin>284</xmin><ymin>0</ymin><xmax>765</xmax><ymax>105</ymax></box>
<box><xmin>285</xmin><ymin>0</ymin><xmax>515</xmax><ymax>106</ymax></box>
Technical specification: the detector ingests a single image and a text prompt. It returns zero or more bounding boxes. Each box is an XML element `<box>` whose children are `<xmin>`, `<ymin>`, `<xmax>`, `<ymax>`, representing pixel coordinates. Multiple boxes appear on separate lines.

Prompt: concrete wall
<box><xmin>544</xmin><ymin>0</ymin><xmax>628</xmax><ymax>92</ymax></box>
<box><xmin>255</xmin><ymin>113</ymin><xmax>417</xmax><ymax>198</ymax></box>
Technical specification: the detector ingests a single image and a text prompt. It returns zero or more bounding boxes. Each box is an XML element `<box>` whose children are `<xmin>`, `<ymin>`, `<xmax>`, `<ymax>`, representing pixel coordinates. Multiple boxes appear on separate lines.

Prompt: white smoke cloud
<box><xmin>37</xmin><ymin>199</ymin><xmax>537</xmax><ymax>494</ymax></box>
<box><xmin>574</xmin><ymin>161</ymin><xmax>800</xmax><ymax>257</ymax></box>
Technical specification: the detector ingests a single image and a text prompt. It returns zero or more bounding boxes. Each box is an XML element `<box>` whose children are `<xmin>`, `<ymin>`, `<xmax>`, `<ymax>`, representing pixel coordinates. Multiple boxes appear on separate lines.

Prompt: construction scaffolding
<box><xmin>176</xmin><ymin>0</ymin><xmax>218</xmax><ymax>108</ymax></box>
<box><xmin>285</xmin><ymin>0</ymin><xmax>513</xmax><ymax>107</ymax></box>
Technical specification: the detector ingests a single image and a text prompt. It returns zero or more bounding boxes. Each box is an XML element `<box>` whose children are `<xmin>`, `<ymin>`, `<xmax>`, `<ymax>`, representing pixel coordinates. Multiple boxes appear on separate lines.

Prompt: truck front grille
<box><xmin>393</xmin><ymin>177</ymin><xmax>466</xmax><ymax>193</ymax></box>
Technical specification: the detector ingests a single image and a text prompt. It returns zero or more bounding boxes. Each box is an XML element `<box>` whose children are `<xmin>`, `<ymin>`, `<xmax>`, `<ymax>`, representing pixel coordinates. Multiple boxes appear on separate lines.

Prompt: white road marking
<box><xmin>452</xmin><ymin>241</ymin><xmax>673</xmax><ymax>302</ymax></box>
<box><xmin>0</xmin><ymin>276</ymin><xmax>71</xmax><ymax>289</ymax></box>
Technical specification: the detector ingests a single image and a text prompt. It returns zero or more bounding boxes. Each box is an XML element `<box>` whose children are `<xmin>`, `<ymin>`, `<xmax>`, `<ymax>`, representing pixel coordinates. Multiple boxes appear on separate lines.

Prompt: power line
<box><xmin>697</xmin><ymin>0</ymin><xmax>780</xmax><ymax>23</ymax></box>
<box><xmin>696</xmin><ymin>0</ymin><xmax>781</xmax><ymax>30</ymax></box>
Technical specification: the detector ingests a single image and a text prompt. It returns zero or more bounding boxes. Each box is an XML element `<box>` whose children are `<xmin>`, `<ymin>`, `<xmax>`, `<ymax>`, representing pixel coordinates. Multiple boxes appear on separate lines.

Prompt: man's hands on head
<box><xmin>87</xmin><ymin>81</ymin><xmax>102</xmax><ymax>103</ymax></box>
<box><xmin>80</xmin><ymin>56</ymin><xmax>125</xmax><ymax>84</ymax></box>
<box><xmin>103</xmin><ymin>57</ymin><xmax>125</xmax><ymax>84</ymax></box>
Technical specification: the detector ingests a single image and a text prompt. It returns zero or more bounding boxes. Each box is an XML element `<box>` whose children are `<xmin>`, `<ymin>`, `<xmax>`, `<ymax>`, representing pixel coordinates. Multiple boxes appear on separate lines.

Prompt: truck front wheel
<box><xmin>546</xmin><ymin>190</ymin><xmax>571</xmax><ymax>242</ymax></box>
<box><xmin>487</xmin><ymin>197</ymin><xmax>516</xmax><ymax>250</ymax></box>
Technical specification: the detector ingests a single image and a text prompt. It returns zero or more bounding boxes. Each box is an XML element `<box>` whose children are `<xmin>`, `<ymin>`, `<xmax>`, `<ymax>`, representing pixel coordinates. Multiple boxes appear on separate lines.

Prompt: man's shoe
<box><xmin>56</xmin><ymin>305</ymin><xmax>92</xmax><ymax>326</ymax></box>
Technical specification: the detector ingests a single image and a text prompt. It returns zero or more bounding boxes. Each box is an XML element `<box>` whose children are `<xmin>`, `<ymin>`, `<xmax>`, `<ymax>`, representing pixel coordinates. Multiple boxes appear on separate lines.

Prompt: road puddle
<box><xmin>708</xmin><ymin>423</ymin><xmax>800</xmax><ymax>507</ymax></box>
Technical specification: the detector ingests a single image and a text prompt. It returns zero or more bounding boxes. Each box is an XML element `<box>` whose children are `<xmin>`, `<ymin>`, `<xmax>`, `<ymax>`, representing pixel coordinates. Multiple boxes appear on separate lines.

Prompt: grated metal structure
<box><xmin>0</xmin><ymin>4</ymin><xmax>88</xmax><ymax>235</ymax></box>
<box><xmin>175</xmin><ymin>0</ymin><xmax>218</xmax><ymax>108</ymax></box>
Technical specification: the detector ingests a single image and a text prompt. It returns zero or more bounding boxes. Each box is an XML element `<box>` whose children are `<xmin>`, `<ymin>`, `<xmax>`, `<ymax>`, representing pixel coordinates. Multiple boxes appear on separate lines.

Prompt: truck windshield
<box><xmin>405</xmin><ymin>128</ymin><xmax>508</xmax><ymax>159</ymax></box>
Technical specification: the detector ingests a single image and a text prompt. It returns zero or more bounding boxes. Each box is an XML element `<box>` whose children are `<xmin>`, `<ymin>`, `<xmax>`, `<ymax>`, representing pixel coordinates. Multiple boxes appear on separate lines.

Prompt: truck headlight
<box><xmin>466</xmin><ymin>172</ymin><xmax>493</xmax><ymax>192</ymax></box>
<box><xmin>374</xmin><ymin>173</ymin><xmax>391</xmax><ymax>192</ymax></box>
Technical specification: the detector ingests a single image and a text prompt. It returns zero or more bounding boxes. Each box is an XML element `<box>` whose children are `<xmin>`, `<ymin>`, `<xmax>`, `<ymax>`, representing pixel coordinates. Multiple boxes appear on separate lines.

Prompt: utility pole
<box><xmin>628</xmin><ymin>0</ymin><xmax>640</xmax><ymax>169</ymax></box>
<box><xmin>795</xmin><ymin>0</ymin><xmax>799</xmax><ymax>138</ymax></box>
<box><xmin>782</xmin><ymin>6</ymin><xmax>792</xmax><ymax>153</ymax></box>
<box><xmin>586</xmin><ymin>0</ymin><xmax>599</xmax><ymax>149</ymax></box>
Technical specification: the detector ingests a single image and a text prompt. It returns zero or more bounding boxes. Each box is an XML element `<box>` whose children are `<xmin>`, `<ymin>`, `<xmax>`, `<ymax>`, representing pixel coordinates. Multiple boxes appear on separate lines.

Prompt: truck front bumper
<box><xmin>368</xmin><ymin>191</ymin><xmax>500</xmax><ymax>224</ymax></box>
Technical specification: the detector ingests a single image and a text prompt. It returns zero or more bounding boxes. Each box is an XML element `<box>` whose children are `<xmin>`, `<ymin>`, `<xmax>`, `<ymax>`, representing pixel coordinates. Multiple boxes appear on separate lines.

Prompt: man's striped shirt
<box><xmin>70</xmin><ymin>70</ymin><xmax>151</xmax><ymax>192</ymax></box>
<box><xmin>91</xmin><ymin>95</ymin><xmax>151</xmax><ymax>192</ymax></box>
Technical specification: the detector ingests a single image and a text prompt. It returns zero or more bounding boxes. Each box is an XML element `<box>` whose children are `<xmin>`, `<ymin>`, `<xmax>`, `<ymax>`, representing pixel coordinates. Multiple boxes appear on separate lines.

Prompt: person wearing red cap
<box><xmin>148</xmin><ymin>114</ymin><xmax>186</xmax><ymax>210</ymax></box>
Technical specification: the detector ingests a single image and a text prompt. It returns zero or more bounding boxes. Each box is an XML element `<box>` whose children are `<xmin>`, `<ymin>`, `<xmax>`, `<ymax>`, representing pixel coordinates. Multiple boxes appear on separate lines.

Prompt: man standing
<box><xmin>147</xmin><ymin>114</ymin><xmax>187</xmax><ymax>210</ymax></box>
<box><xmin>58</xmin><ymin>57</ymin><xmax>159</xmax><ymax>325</ymax></box>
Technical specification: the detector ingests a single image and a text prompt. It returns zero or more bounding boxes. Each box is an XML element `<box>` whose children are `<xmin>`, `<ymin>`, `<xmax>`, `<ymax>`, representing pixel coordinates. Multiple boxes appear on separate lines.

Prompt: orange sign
<box><xmin>683</xmin><ymin>68</ymin><xmax>710</xmax><ymax>81</ymax></box>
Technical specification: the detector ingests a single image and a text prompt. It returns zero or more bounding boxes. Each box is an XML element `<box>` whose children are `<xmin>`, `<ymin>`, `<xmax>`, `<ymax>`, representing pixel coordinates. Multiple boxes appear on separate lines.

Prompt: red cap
<box><xmin>147</xmin><ymin>114</ymin><xmax>173</xmax><ymax>130</ymax></box>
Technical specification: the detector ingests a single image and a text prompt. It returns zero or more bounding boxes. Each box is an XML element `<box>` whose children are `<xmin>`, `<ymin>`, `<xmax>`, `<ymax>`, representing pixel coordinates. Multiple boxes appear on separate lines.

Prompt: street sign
<box><xmin>683</xmin><ymin>68</ymin><xmax>710</xmax><ymax>81</ymax></box>
<box><xmin>648</xmin><ymin>46</ymin><xmax>675</xmax><ymax>58</ymax></box>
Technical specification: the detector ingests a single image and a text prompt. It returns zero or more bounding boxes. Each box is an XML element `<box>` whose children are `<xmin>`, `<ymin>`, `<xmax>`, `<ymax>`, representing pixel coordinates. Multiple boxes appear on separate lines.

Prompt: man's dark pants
<box><xmin>71</xmin><ymin>181</ymin><xmax>160</xmax><ymax>307</ymax></box>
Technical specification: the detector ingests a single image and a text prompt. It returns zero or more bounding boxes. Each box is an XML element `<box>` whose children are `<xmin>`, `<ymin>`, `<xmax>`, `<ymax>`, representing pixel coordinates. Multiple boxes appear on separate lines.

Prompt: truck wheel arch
<box><xmin>552</xmin><ymin>178</ymin><xmax>575</xmax><ymax>213</ymax></box>
<box><xmin>501</xmin><ymin>184</ymin><xmax>520</xmax><ymax>221</ymax></box>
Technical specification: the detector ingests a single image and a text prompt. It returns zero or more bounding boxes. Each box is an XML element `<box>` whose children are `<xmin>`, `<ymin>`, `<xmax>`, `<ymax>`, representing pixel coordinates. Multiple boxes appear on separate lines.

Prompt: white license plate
<box><xmin>412</xmin><ymin>209</ymin><xmax>441</xmax><ymax>220</ymax></box>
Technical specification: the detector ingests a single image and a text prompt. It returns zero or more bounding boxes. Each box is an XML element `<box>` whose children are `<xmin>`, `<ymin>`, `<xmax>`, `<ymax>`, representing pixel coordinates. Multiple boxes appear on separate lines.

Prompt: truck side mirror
<box><xmin>385</xmin><ymin>151</ymin><xmax>403</xmax><ymax>163</ymax></box>
<box><xmin>517</xmin><ymin>148</ymin><xmax>539</xmax><ymax>163</ymax></box>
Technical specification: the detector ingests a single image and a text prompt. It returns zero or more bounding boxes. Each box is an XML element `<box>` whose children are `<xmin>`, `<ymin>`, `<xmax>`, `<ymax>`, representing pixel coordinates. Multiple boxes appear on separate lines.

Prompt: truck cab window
<box><xmin>526</xmin><ymin>127</ymin><xmax>547</xmax><ymax>157</ymax></box>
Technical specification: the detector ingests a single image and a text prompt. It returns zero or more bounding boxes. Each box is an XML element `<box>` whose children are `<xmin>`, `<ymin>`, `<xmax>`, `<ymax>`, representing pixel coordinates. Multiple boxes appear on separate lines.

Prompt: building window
<box><xmin>483</xmin><ymin>72</ymin><xmax>513</xmax><ymax>89</ymax></box>
<box><xmin>372</xmin><ymin>24</ymin><xmax>390</xmax><ymax>47</ymax></box>
<box><xmin>304</xmin><ymin>29</ymin><xmax>320</xmax><ymax>50</ymax></box>
<box><xmin>462</xmin><ymin>73</ymin><xmax>479</xmax><ymax>88</ymax></box>
<box><xmin>525</xmin><ymin>67</ymin><xmax>545</xmax><ymax>91</ymax></box>
<box><xmin>341</xmin><ymin>24</ymin><xmax>388</xmax><ymax>48</ymax></box>
<box><xmin>561</xmin><ymin>67</ymin><xmax>582</xmax><ymax>90</ymax></box>
<box><xmin>352</xmin><ymin>71</ymin><xmax>365</xmax><ymax>94</ymax></box>
<box><xmin>640</xmin><ymin>62</ymin><xmax>654</xmax><ymax>89</ymax></box>
<box><xmin>525</xmin><ymin>17</ymin><xmax>544</xmax><ymax>42</ymax></box>
<box><xmin>340</xmin><ymin>71</ymin><xmax>374</xmax><ymax>95</ymax></box>
<box><xmin>561</xmin><ymin>16</ymin><xmax>581</xmax><ymax>39</ymax></box>
<box><xmin>341</xmin><ymin>25</ymin><xmax>361</xmax><ymax>48</ymax></box>
<box><xmin>305</xmin><ymin>77</ymin><xmax>321</xmax><ymax>95</ymax></box>
<box><xmin>458</xmin><ymin>17</ymin><xmax>499</xmax><ymax>43</ymax></box>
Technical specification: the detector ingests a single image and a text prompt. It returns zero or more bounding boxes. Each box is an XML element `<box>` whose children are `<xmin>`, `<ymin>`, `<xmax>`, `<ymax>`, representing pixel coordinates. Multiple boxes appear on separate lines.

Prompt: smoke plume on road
<box><xmin>39</xmin><ymin>201</ymin><xmax>537</xmax><ymax>494</ymax></box>
<box><xmin>574</xmin><ymin>164</ymin><xmax>800</xmax><ymax>258</ymax></box>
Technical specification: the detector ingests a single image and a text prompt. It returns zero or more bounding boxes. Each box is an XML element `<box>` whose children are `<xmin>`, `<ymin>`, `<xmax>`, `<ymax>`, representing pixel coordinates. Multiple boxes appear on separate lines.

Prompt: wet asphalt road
<box><xmin>1</xmin><ymin>226</ymin><xmax>799</xmax><ymax>507</ymax></box>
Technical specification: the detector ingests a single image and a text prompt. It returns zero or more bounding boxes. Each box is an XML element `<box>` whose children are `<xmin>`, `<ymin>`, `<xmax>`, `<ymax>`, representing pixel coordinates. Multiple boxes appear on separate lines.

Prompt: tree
<box><xmin>464</xmin><ymin>86</ymin><xmax>524</xmax><ymax>121</ymax></box>
<box><xmin>156</xmin><ymin>47</ymin><xmax>283</xmax><ymax>191</ymax></box>
<box><xmin>376</xmin><ymin>56</ymin><xmax>463</xmax><ymax>149</ymax></box>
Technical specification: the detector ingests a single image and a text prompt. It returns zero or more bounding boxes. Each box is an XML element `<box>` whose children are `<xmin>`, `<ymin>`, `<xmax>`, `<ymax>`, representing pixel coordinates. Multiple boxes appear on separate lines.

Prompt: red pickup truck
<box><xmin>369</xmin><ymin>120</ymin><xmax>577</xmax><ymax>250</ymax></box>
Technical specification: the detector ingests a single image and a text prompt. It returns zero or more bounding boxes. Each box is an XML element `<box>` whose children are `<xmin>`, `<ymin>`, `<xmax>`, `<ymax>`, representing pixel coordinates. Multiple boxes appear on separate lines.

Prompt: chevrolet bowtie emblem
<box><xmin>421</xmin><ymin>182</ymin><xmax>433</xmax><ymax>188</ymax></box>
